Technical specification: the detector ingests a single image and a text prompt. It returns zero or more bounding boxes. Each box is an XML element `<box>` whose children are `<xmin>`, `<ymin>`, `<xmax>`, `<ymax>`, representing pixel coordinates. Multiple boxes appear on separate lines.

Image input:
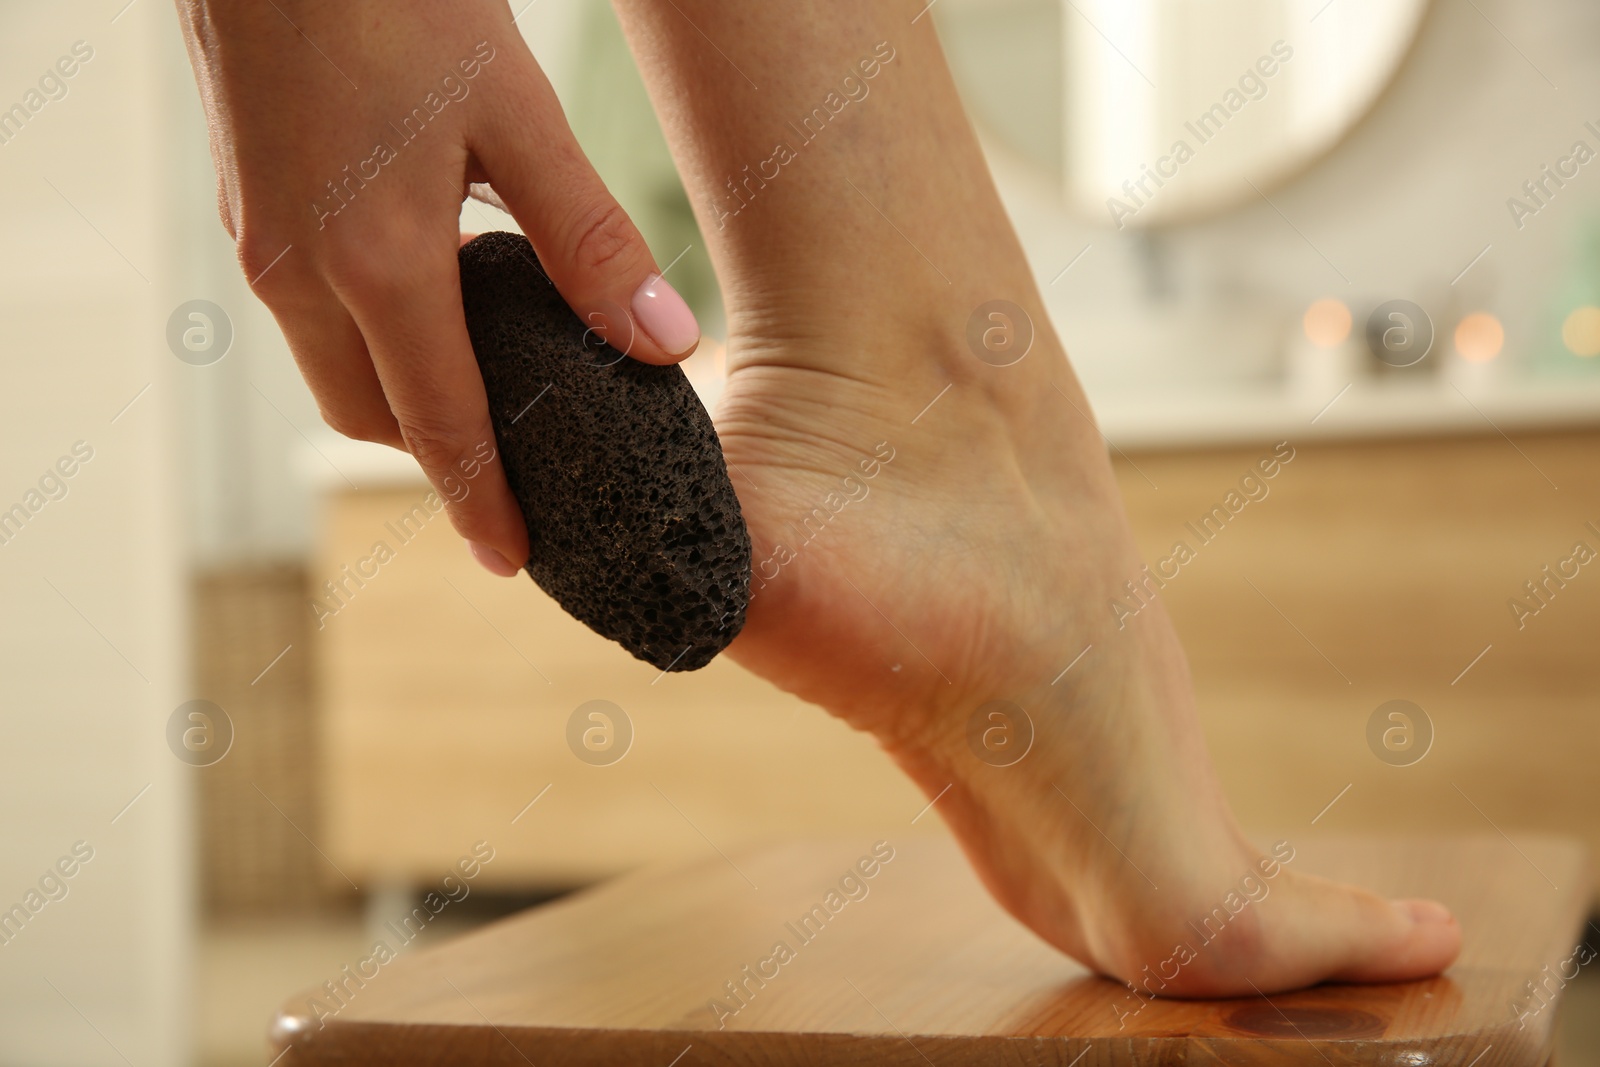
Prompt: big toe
<box><xmin>1331</xmin><ymin>897</ymin><xmax>1462</xmax><ymax>984</ymax></box>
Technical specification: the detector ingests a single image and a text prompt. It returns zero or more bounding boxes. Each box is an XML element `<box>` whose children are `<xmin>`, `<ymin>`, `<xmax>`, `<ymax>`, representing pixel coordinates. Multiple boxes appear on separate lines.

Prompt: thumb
<box><xmin>469</xmin><ymin>66</ymin><xmax>699</xmax><ymax>365</ymax></box>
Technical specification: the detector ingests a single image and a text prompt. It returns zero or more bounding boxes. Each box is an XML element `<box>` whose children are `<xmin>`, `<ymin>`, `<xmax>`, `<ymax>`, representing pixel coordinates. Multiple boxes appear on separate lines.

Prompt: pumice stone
<box><xmin>458</xmin><ymin>232</ymin><xmax>750</xmax><ymax>672</ymax></box>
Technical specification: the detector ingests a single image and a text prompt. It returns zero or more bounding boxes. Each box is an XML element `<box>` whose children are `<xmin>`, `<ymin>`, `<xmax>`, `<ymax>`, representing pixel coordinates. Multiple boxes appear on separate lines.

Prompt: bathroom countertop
<box><xmin>295</xmin><ymin>374</ymin><xmax>1600</xmax><ymax>489</ymax></box>
<box><xmin>1092</xmin><ymin>374</ymin><xmax>1600</xmax><ymax>449</ymax></box>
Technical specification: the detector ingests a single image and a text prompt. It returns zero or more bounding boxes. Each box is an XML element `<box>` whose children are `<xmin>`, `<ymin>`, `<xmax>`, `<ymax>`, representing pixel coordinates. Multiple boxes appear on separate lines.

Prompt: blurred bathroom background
<box><xmin>2</xmin><ymin>0</ymin><xmax>1598</xmax><ymax>1063</ymax></box>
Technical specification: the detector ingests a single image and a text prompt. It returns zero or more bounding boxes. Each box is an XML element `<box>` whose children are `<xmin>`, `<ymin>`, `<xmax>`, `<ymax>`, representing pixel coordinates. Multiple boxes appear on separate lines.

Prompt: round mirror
<box><xmin>937</xmin><ymin>0</ymin><xmax>1430</xmax><ymax>228</ymax></box>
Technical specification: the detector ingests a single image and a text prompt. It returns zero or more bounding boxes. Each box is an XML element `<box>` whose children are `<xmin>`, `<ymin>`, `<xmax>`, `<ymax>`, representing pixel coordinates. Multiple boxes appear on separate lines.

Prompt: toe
<box><xmin>1330</xmin><ymin>897</ymin><xmax>1462</xmax><ymax>984</ymax></box>
<box><xmin>1190</xmin><ymin>876</ymin><xmax>1464</xmax><ymax>995</ymax></box>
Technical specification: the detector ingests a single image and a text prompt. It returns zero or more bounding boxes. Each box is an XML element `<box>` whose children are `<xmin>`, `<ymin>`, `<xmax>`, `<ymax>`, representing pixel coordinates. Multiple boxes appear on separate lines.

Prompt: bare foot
<box><xmin>713</xmin><ymin>293</ymin><xmax>1460</xmax><ymax>997</ymax></box>
<box><xmin>605</xmin><ymin>0</ymin><xmax>1459</xmax><ymax>997</ymax></box>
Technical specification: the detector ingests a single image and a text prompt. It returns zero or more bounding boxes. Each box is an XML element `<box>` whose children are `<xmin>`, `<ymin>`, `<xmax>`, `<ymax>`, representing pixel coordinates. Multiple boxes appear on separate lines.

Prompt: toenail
<box><xmin>1393</xmin><ymin>899</ymin><xmax>1455</xmax><ymax>925</ymax></box>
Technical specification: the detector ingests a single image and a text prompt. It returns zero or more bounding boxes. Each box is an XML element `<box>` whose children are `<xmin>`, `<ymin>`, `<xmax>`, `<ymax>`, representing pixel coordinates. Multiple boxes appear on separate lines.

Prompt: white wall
<box><xmin>0</xmin><ymin>2</ymin><xmax>189</xmax><ymax>1063</ymax></box>
<box><xmin>0</xmin><ymin>2</ymin><xmax>603</xmax><ymax>1058</ymax></box>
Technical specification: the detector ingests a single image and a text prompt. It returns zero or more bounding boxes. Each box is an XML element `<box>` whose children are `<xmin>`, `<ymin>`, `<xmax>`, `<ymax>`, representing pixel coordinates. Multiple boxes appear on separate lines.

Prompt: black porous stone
<box><xmin>458</xmin><ymin>232</ymin><xmax>750</xmax><ymax>671</ymax></box>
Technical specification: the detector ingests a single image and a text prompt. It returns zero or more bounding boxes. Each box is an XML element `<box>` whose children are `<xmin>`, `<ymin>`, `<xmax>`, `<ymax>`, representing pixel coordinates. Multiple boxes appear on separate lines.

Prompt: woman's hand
<box><xmin>175</xmin><ymin>0</ymin><xmax>700</xmax><ymax>574</ymax></box>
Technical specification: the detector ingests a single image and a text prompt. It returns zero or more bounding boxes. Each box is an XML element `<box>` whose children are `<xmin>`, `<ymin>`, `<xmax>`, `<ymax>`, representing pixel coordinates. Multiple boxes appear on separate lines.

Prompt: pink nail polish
<box><xmin>631</xmin><ymin>273</ymin><xmax>700</xmax><ymax>357</ymax></box>
<box><xmin>468</xmin><ymin>540</ymin><xmax>520</xmax><ymax>577</ymax></box>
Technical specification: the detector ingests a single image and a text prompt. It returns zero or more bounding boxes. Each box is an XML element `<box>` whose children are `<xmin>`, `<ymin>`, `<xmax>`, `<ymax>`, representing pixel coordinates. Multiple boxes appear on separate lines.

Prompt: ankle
<box><xmin>725</xmin><ymin>258</ymin><xmax>1054</xmax><ymax>372</ymax></box>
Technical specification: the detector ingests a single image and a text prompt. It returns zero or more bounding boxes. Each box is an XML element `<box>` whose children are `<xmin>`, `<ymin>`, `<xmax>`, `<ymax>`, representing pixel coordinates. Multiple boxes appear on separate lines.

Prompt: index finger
<box><xmin>330</xmin><ymin>235</ymin><xmax>530</xmax><ymax>575</ymax></box>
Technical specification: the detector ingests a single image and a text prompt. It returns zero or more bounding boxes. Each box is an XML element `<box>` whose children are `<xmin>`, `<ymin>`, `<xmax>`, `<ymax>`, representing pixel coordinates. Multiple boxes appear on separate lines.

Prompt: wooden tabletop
<box><xmin>271</xmin><ymin>835</ymin><xmax>1591</xmax><ymax>1065</ymax></box>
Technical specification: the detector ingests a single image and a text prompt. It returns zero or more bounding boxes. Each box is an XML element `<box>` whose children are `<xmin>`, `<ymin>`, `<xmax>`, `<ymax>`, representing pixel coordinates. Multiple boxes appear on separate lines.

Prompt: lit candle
<box><xmin>1445</xmin><ymin>311</ymin><xmax>1505</xmax><ymax>393</ymax></box>
<box><xmin>1286</xmin><ymin>298</ymin><xmax>1362</xmax><ymax>405</ymax></box>
<box><xmin>1562</xmin><ymin>306</ymin><xmax>1600</xmax><ymax>358</ymax></box>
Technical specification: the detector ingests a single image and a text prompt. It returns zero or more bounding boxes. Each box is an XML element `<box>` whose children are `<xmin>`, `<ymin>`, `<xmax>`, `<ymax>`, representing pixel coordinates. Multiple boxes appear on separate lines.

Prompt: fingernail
<box><xmin>468</xmin><ymin>540</ymin><xmax>520</xmax><ymax>577</ymax></box>
<box><xmin>631</xmin><ymin>273</ymin><xmax>700</xmax><ymax>357</ymax></box>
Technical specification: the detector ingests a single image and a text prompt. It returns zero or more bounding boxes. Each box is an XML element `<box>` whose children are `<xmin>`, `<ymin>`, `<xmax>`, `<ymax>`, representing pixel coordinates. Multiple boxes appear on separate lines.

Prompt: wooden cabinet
<box><xmin>312</xmin><ymin>486</ymin><xmax>930</xmax><ymax>890</ymax></box>
<box><xmin>311</xmin><ymin>430</ymin><xmax>1600</xmax><ymax>890</ymax></box>
<box><xmin>1115</xmin><ymin>431</ymin><xmax>1600</xmax><ymax>869</ymax></box>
